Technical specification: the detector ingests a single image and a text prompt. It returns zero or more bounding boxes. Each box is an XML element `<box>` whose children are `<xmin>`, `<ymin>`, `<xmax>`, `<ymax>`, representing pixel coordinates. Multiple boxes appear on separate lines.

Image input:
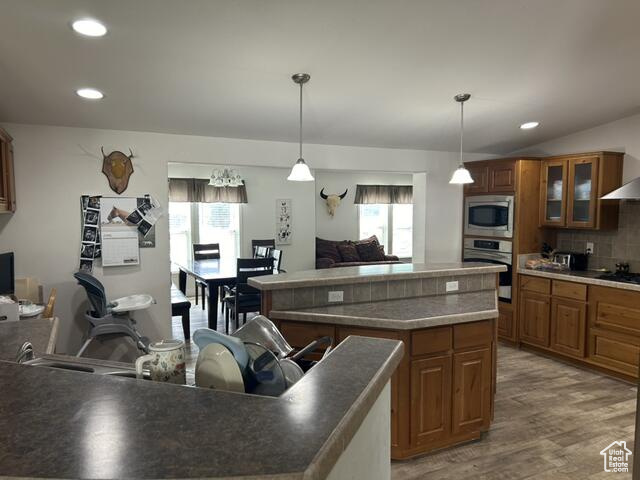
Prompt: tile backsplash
<box><xmin>556</xmin><ymin>200</ymin><xmax>640</xmax><ymax>271</ymax></box>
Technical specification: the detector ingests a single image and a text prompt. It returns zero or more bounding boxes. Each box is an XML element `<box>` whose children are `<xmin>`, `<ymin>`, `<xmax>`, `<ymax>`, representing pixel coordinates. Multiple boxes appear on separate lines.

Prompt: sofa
<box><xmin>316</xmin><ymin>235</ymin><xmax>401</xmax><ymax>269</ymax></box>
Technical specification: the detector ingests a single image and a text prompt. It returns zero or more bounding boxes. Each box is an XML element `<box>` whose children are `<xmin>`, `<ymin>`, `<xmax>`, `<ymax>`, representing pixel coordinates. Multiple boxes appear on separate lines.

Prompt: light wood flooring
<box><xmin>172</xmin><ymin>304</ymin><xmax>637</xmax><ymax>479</ymax></box>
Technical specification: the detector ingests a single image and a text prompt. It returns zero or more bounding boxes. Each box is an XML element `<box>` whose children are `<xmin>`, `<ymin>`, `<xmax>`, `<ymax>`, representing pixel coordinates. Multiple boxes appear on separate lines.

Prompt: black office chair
<box><xmin>223</xmin><ymin>258</ymin><xmax>273</xmax><ymax>333</ymax></box>
<box><xmin>252</xmin><ymin>239</ymin><xmax>275</xmax><ymax>257</ymax></box>
<box><xmin>193</xmin><ymin>243</ymin><xmax>220</xmax><ymax>310</ymax></box>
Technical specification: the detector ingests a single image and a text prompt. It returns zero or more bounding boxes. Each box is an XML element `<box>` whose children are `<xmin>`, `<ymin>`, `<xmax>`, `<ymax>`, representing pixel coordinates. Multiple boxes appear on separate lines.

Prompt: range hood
<box><xmin>601</xmin><ymin>177</ymin><xmax>640</xmax><ymax>200</ymax></box>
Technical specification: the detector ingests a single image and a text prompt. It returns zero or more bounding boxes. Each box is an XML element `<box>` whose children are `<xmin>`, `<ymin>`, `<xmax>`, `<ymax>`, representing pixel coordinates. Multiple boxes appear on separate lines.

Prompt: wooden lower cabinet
<box><xmin>519</xmin><ymin>290</ymin><xmax>550</xmax><ymax>347</ymax></box>
<box><xmin>277</xmin><ymin>318</ymin><xmax>496</xmax><ymax>459</ymax></box>
<box><xmin>497</xmin><ymin>304</ymin><xmax>514</xmax><ymax>340</ymax></box>
<box><xmin>517</xmin><ymin>274</ymin><xmax>640</xmax><ymax>381</ymax></box>
<box><xmin>410</xmin><ymin>355</ymin><xmax>451</xmax><ymax>446</ymax></box>
<box><xmin>550</xmin><ymin>298</ymin><xmax>586</xmax><ymax>358</ymax></box>
<box><xmin>452</xmin><ymin>347</ymin><xmax>492</xmax><ymax>435</ymax></box>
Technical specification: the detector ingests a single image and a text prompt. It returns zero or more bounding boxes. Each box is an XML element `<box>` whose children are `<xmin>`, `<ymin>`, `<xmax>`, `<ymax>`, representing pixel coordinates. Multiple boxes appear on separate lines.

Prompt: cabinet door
<box><xmin>497</xmin><ymin>307</ymin><xmax>514</xmax><ymax>340</ymax></box>
<box><xmin>550</xmin><ymin>298</ymin><xmax>586</xmax><ymax>358</ymax></box>
<box><xmin>463</xmin><ymin>164</ymin><xmax>489</xmax><ymax>194</ymax></box>
<box><xmin>410</xmin><ymin>355</ymin><xmax>451</xmax><ymax>446</ymax></box>
<box><xmin>489</xmin><ymin>161</ymin><xmax>516</xmax><ymax>193</ymax></box>
<box><xmin>539</xmin><ymin>159</ymin><xmax>567</xmax><ymax>227</ymax></box>
<box><xmin>452</xmin><ymin>348</ymin><xmax>491</xmax><ymax>435</ymax></box>
<box><xmin>519</xmin><ymin>291</ymin><xmax>551</xmax><ymax>347</ymax></box>
<box><xmin>0</xmin><ymin>137</ymin><xmax>8</xmax><ymax>211</ymax></box>
<box><xmin>566</xmin><ymin>155</ymin><xmax>599</xmax><ymax>229</ymax></box>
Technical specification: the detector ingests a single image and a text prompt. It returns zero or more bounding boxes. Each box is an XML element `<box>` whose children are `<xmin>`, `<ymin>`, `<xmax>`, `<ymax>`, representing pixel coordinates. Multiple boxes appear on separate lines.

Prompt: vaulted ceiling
<box><xmin>0</xmin><ymin>0</ymin><xmax>639</xmax><ymax>154</ymax></box>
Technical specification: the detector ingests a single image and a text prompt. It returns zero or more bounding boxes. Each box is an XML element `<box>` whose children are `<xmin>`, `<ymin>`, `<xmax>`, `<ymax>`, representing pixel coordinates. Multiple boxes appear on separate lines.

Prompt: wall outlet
<box><xmin>445</xmin><ymin>281</ymin><xmax>459</xmax><ymax>292</ymax></box>
<box><xmin>586</xmin><ymin>242</ymin><xmax>594</xmax><ymax>255</ymax></box>
<box><xmin>328</xmin><ymin>290</ymin><xmax>344</xmax><ymax>303</ymax></box>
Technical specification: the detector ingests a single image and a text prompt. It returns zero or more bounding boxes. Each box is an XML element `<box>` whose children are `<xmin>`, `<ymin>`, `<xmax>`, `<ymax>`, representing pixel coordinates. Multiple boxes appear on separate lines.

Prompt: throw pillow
<box><xmin>316</xmin><ymin>237</ymin><xmax>341</xmax><ymax>263</ymax></box>
<box><xmin>354</xmin><ymin>235</ymin><xmax>380</xmax><ymax>247</ymax></box>
<box><xmin>356</xmin><ymin>240</ymin><xmax>385</xmax><ymax>262</ymax></box>
<box><xmin>337</xmin><ymin>242</ymin><xmax>361</xmax><ymax>262</ymax></box>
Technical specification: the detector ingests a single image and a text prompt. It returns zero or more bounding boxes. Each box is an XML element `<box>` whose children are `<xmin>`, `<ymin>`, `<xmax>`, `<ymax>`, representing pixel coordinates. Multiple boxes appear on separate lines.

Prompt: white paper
<box><xmin>101</xmin><ymin>230</ymin><xmax>140</xmax><ymax>267</ymax></box>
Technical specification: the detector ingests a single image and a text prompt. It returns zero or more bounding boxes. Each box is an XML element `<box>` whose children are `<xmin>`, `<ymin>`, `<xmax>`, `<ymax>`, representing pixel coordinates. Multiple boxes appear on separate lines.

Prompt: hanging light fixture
<box><xmin>209</xmin><ymin>168</ymin><xmax>243</xmax><ymax>187</ymax></box>
<box><xmin>287</xmin><ymin>73</ymin><xmax>314</xmax><ymax>182</ymax></box>
<box><xmin>449</xmin><ymin>93</ymin><xmax>474</xmax><ymax>185</ymax></box>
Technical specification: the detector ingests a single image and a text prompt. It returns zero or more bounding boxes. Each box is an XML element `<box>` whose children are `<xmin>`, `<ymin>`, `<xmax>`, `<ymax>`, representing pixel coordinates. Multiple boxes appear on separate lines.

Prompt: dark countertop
<box><xmin>0</xmin><ymin>336</ymin><xmax>403</xmax><ymax>480</ymax></box>
<box><xmin>517</xmin><ymin>267</ymin><xmax>640</xmax><ymax>293</ymax></box>
<box><xmin>0</xmin><ymin>317</ymin><xmax>58</xmax><ymax>361</ymax></box>
<box><xmin>270</xmin><ymin>291</ymin><xmax>498</xmax><ymax>330</ymax></box>
<box><xmin>250</xmin><ymin>262</ymin><xmax>507</xmax><ymax>291</ymax></box>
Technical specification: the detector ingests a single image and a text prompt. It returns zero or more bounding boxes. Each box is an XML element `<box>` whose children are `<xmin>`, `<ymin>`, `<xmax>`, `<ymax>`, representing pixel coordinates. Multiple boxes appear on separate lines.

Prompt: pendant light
<box><xmin>449</xmin><ymin>93</ymin><xmax>474</xmax><ymax>185</ymax></box>
<box><xmin>287</xmin><ymin>73</ymin><xmax>314</xmax><ymax>182</ymax></box>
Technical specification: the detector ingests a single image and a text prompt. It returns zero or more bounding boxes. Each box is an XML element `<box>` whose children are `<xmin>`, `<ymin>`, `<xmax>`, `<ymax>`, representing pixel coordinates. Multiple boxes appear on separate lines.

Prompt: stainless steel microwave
<box><xmin>464</xmin><ymin>195</ymin><xmax>514</xmax><ymax>238</ymax></box>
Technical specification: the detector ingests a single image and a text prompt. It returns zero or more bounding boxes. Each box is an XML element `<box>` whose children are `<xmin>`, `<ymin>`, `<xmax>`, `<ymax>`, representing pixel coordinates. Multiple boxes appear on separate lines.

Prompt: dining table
<box><xmin>175</xmin><ymin>258</ymin><xmax>238</xmax><ymax>330</ymax></box>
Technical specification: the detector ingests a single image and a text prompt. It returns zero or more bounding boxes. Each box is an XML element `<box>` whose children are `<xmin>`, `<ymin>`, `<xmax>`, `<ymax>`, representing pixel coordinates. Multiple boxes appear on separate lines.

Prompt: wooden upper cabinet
<box><xmin>539</xmin><ymin>158</ymin><xmax>568</xmax><ymax>227</ymax></box>
<box><xmin>464</xmin><ymin>164</ymin><xmax>489</xmax><ymax>194</ymax></box>
<box><xmin>539</xmin><ymin>152</ymin><xmax>623</xmax><ymax>230</ymax></box>
<box><xmin>488</xmin><ymin>161</ymin><xmax>516</xmax><ymax>193</ymax></box>
<box><xmin>0</xmin><ymin>127</ymin><xmax>16</xmax><ymax>214</ymax></box>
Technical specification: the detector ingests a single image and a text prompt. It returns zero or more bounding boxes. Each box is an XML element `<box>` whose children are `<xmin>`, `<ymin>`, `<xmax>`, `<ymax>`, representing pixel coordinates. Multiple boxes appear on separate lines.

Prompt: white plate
<box><xmin>19</xmin><ymin>304</ymin><xmax>45</xmax><ymax>318</ymax></box>
<box><xmin>195</xmin><ymin>344</ymin><xmax>245</xmax><ymax>393</ymax></box>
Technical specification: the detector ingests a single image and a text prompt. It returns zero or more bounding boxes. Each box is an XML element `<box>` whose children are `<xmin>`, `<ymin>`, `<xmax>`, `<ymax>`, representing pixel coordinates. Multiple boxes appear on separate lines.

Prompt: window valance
<box><xmin>354</xmin><ymin>184</ymin><xmax>413</xmax><ymax>204</ymax></box>
<box><xmin>168</xmin><ymin>178</ymin><xmax>248</xmax><ymax>204</ymax></box>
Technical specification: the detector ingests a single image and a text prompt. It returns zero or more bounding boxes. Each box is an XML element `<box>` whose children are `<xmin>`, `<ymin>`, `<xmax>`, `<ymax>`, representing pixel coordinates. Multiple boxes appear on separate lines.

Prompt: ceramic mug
<box><xmin>135</xmin><ymin>339</ymin><xmax>186</xmax><ymax>384</ymax></box>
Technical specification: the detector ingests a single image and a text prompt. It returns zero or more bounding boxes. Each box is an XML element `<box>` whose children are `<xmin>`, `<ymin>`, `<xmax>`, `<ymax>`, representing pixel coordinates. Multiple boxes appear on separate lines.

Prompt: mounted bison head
<box><xmin>320</xmin><ymin>188</ymin><xmax>348</xmax><ymax>217</ymax></box>
<box><xmin>101</xmin><ymin>147</ymin><xmax>134</xmax><ymax>194</ymax></box>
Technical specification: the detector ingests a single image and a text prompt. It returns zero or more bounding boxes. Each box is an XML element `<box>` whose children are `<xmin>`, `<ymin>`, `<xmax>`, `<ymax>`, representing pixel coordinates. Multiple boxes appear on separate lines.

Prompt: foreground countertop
<box><xmin>0</xmin><ymin>336</ymin><xmax>402</xmax><ymax>480</ymax></box>
<box><xmin>0</xmin><ymin>317</ymin><xmax>58</xmax><ymax>361</ymax></box>
<box><xmin>250</xmin><ymin>262</ymin><xmax>506</xmax><ymax>291</ymax></box>
<box><xmin>518</xmin><ymin>267</ymin><xmax>640</xmax><ymax>293</ymax></box>
<box><xmin>270</xmin><ymin>290</ymin><xmax>498</xmax><ymax>330</ymax></box>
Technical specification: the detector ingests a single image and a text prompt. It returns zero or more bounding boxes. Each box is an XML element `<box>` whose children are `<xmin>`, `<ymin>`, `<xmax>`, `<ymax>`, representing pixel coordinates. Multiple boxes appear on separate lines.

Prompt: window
<box><xmin>358</xmin><ymin>204</ymin><xmax>413</xmax><ymax>258</ymax></box>
<box><xmin>198</xmin><ymin>203</ymin><xmax>240</xmax><ymax>262</ymax></box>
<box><xmin>169</xmin><ymin>202</ymin><xmax>240</xmax><ymax>271</ymax></box>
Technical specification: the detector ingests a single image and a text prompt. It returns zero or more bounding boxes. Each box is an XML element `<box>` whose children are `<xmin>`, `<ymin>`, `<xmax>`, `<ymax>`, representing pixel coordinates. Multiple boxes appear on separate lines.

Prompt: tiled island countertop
<box><xmin>0</xmin><ymin>336</ymin><xmax>402</xmax><ymax>480</ymax></box>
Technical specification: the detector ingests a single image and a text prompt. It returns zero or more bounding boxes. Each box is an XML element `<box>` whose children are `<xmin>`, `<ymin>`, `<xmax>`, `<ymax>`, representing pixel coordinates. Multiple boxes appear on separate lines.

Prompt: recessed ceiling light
<box><xmin>76</xmin><ymin>88</ymin><xmax>104</xmax><ymax>100</ymax></box>
<box><xmin>520</xmin><ymin>121</ymin><xmax>540</xmax><ymax>130</ymax></box>
<box><xmin>72</xmin><ymin>18</ymin><xmax>107</xmax><ymax>37</ymax></box>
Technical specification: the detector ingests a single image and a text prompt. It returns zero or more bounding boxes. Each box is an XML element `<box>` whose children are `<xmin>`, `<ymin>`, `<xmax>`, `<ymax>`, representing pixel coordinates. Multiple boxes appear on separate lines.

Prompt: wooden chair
<box><xmin>193</xmin><ymin>243</ymin><xmax>220</xmax><ymax>310</ymax></box>
<box><xmin>42</xmin><ymin>288</ymin><xmax>57</xmax><ymax>318</ymax></box>
<box><xmin>171</xmin><ymin>284</ymin><xmax>192</xmax><ymax>341</ymax></box>
<box><xmin>252</xmin><ymin>239</ymin><xmax>275</xmax><ymax>257</ymax></box>
<box><xmin>223</xmin><ymin>258</ymin><xmax>273</xmax><ymax>333</ymax></box>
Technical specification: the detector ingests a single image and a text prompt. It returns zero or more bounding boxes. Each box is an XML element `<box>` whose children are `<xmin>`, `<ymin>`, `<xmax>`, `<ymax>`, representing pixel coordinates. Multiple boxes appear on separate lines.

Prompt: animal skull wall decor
<box><xmin>101</xmin><ymin>147</ymin><xmax>135</xmax><ymax>194</ymax></box>
<box><xmin>319</xmin><ymin>188</ymin><xmax>348</xmax><ymax>217</ymax></box>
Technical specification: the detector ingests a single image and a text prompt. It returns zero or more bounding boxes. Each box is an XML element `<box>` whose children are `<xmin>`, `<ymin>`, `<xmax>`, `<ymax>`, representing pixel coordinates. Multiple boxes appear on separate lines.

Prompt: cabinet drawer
<box><xmin>279</xmin><ymin>321</ymin><xmax>335</xmax><ymax>349</ymax></box>
<box><xmin>552</xmin><ymin>280</ymin><xmax>587</xmax><ymax>301</ymax></box>
<box><xmin>520</xmin><ymin>275</ymin><xmax>551</xmax><ymax>295</ymax></box>
<box><xmin>589</xmin><ymin>329</ymin><xmax>640</xmax><ymax>377</ymax></box>
<box><xmin>411</xmin><ymin>327</ymin><xmax>452</xmax><ymax>356</ymax></box>
<box><xmin>453</xmin><ymin>320</ymin><xmax>493</xmax><ymax>350</ymax></box>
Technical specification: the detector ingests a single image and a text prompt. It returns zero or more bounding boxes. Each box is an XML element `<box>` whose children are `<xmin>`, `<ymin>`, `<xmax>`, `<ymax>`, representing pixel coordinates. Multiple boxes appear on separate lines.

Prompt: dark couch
<box><xmin>316</xmin><ymin>235</ymin><xmax>401</xmax><ymax>269</ymax></box>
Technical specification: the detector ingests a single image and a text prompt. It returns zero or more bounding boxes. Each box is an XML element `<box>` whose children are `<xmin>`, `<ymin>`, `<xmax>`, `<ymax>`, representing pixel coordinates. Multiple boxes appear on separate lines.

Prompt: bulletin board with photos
<box><xmin>79</xmin><ymin>195</ymin><xmax>162</xmax><ymax>273</ymax></box>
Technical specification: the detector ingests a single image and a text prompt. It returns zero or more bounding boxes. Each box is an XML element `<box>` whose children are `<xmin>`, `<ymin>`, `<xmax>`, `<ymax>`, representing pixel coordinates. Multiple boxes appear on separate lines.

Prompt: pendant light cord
<box><xmin>299</xmin><ymin>81</ymin><xmax>303</xmax><ymax>159</ymax></box>
<box><xmin>459</xmin><ymin>100</ymin><xmax>464</xmax><ymax>166</ymax></box>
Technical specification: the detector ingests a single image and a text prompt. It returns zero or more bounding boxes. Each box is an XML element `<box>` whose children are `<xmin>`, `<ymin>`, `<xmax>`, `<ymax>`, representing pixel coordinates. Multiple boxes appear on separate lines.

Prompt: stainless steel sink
<box><xmin>23</xmin><ymin>354</ymin><xmax>150</xmax><ymax>379</ymax></box>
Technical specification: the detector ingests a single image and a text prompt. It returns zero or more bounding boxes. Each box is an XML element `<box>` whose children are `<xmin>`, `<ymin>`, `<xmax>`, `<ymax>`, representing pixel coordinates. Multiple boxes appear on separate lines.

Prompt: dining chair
<box><xmin>42</xmin><ymin>288</ymin><xmax>57</xmax><ymax>318</ymax></box>
<box><xmin>270</xmin><ymin>249</ymin><xmax>285</xmax><ymax>273</ymax></box>
<box><xmin>193</xmin><ymin>243</ymin><xmax>221</xmax><ymax>310</ymax></box>
<box><xmin>223</xmin><ymin>257</ymin><xmax>273</xmax><ymax>333</ymax></box>
<box><xmin>251</xmin><ymin>239</ymin><xmax>275</xmax><ymax>257</ymax></box>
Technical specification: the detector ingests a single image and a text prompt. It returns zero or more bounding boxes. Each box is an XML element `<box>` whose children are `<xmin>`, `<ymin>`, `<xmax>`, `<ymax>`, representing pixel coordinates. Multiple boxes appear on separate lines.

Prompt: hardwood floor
<box><xmin>172</xmin><ymin>306</ymin><xmax>636</xmax><ymax>479</ymax></box>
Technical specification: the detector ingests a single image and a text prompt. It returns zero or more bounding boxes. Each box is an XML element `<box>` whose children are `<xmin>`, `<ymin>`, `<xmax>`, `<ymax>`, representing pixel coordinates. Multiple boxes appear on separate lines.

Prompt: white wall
<box><xmin>512</xmin><ymin>112</ymin><xmax>640</xmax><ymax>182</ymax></box>
<box><xmin>412</xmin><ymin>173</ymin><xmax>427</xmax><ymax>264</ymax></box>
<box><xmin>314</xmin><ymin>171</ymin><xmax>412</xmax><ymax>243</ymax></box>
<box><xmin>167</xmin><ymin>163</ymin><xmax>315</xmax><ymax>272</ymax></box>
<box><xmin>0</xmin><ymin>122</ymin><xmax>490</xmax><ymax>354</ymax></box>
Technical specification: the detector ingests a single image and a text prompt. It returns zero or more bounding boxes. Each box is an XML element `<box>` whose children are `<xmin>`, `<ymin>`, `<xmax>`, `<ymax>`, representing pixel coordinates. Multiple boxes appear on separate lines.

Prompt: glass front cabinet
<box><xmin>539</xmin><ymin>152</ymin><xmax>623</xmax><ymax>230</ymax></box>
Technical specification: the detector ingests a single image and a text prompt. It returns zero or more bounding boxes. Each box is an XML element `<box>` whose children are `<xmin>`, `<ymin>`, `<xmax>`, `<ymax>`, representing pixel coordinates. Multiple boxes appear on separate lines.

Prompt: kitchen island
<box><xmin>0</xmin><ymin>336</ymin><xmax>402</xmax><ymax>480</ymax></box>
<box><xmin>250</xmin><ymin>262</ymin><xmax>506</xmax><ymax>459</ymax></box>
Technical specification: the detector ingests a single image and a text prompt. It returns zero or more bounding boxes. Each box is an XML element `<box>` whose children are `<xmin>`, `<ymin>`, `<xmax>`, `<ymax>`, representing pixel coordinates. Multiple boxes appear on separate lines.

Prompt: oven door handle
<box><xmin>463</xmin><ymin>251</ymin><xmax>512</xmax><ymax>264</ymax></box>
